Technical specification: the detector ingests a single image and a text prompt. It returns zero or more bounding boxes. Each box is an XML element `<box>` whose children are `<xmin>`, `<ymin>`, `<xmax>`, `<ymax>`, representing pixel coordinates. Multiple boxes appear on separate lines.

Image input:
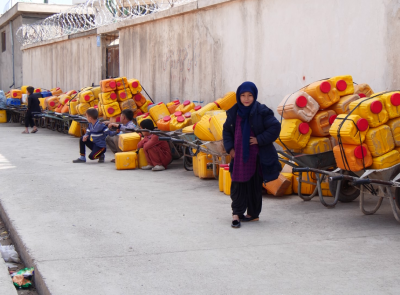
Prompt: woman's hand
<box><xmin>250</xmin><ymin>136</ymin><xmax>258</xmax><ymax>145</ymax></box>
<box><xmin>230</xmin><ymin>149</ymin><xmax>235</xmax><ymax>158</ymax></box>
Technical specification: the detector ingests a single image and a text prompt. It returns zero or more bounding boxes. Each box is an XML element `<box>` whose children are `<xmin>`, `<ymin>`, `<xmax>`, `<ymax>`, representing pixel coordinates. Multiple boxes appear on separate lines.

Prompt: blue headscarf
<box><xmin>236</xmin><ymin>81</ymin><xmax>258</xmax><ymax>163</ymax></box>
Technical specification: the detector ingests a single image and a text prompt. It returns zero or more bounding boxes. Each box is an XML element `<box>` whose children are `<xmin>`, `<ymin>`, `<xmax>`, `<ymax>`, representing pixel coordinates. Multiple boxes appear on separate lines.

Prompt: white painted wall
<box><xmin>119</xmin><ymin>0</ymin><xmax>395</xmax><ymax>114</ymax></box>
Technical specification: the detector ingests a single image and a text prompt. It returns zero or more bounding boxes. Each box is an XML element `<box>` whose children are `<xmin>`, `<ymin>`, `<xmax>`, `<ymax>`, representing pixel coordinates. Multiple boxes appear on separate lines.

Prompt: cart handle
<box><xmin>352</xmin><ymin>179</ymin><xmax>371</xmax><ymax>185</ymax></box>
<box><xmin>159</xmin><ymin>137</ymin><xmax>185</xmax><ymax>144</ymax></box>
<box><xmin>292</xmin><ymin>167</ymin><xmax>310</xmax><ymax>173</ymax></box>
<box><xmin>330</xmin><ymin>176</ymin><xmax>344</xmax><ymax>181</ymax></box>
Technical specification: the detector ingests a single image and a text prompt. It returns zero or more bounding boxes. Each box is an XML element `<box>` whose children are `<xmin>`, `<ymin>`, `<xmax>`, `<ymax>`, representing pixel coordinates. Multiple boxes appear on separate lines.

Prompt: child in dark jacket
<box><xmin>73</xmin><ymin>108</ymin><xmax>109</xmax><ymax>163</ymax></box>
<box><xmin>223</xmin><ymin>81</ymin><xmax>281</xmax><ymax>229</ymax></box>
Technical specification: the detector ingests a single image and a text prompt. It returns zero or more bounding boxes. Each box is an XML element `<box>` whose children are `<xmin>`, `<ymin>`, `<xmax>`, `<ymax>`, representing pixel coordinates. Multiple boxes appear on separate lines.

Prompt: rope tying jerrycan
<box><xmin>371</xmin><ymin>150</ymin><xmax>400</xmax><ymax>170</ymax></box>
<box><xmin>329</xmin><ymin>75</ymin><xmax>354</xmax><ymax>97</ymax></box>
<box><xmin>354</xmin><ymin>84</ymin><xmax>374</xmax><ymax>98</ymax></box>
<box><xmin>309</xmin><ymin>110</ymin><xmax>337</xmax><ymax>137</ymax></box>
<box><xmin>115</xmin><ymin>77</ymin><xmax>129</xmax><ymax>90</ymax></box>
<box><xmin>329</xmin><ymin>114</ymin><xmax>369</xmax><ymax>145</ymax></box>
<box><xmin>349</xmin><ymin>97</ymin><xmax>389</xmax><ymax>128</ymax></box>
<box><xmin>387</xmin><ymin>117</ymin><xmax>400</xmax><ymax>147</ymax></box>
<box><xmin>215</xmin><ymin>92</ymin><xmax>236</xmax><ymax>111</ymax></box>
<box><xmin>149</xmin><ymin>102</ymin><xmax>170</xmax><ymax>122</ymax></box>
<box><xmin>379</xmin><ymin>92</ymin><xmax>400</xmax><ymax>119</ymax></box>
<box><xmin>333</xmin><ymin>144</ymin><xmax>373</xmax><ymax>172</ymax></box>
<box><xmin>277</xmin><ymin>119</ymin><xmax>311</xmax><ymax>150</ymax></box>
<box><xmin>128</xmin><ymin>79</ymin><xmax>142</xmax><ymax>94</ymax></box>
<box><xmin>117</xmin><ymin>88</ymin><xmax>133</xmax><ymax>102</ymax></box>
<box><xmin>365</xmin><ymin>125</ymin><xmax>395</xmax><ymax>157</ymax></box>
<box><xmin>115</xmin><ymin>151</ymin><xmax>138</xmax><ymax>170</ymax></box>
<box><xmin>302</xmin><ymin>80</ymin><xmax>340</xmax><ymax>109</ymax></box>
<box><xmin>103</xmin><ymin>102</ymin><xmax>121</xmax><ymax>117</ymax></box>
<box><xmin>327</xmin><ymin>94</ymin><xmax>360</xmax><ymax>115</ymax></box>
<box><xmin>277</xmin><ymin>91</ymin><xmax>319</xmax><ymax>122</ymax></box>
<box><xmin>99</xmin><ymin>92</ymin><xmax>117</xmax><ymax>105</ymax></box>
<box><xmin>100</xmin><ymin>79</ymin><xmax>117</xmax><ymax>92</ymax></box>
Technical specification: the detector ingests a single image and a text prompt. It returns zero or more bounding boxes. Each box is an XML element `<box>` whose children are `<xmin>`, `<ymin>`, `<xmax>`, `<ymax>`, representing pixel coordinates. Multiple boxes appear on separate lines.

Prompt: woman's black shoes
<box><xmin>241</xmin><ymin>216</ymin><xmax>259</xmax><ymax>222</ymax></box>
<box><xmin>231</xmin><ymin>220</ymin><xmax>241</xmax><ymax>228</ymax></box>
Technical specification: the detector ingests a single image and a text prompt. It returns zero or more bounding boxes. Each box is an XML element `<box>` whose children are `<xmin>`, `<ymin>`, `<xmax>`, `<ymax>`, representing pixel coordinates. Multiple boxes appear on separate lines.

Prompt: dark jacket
<box><xmin>27</xmin><ymin>93</ymin><xmax>42</xmax><ymax>113</ymax></box>
<box><xmin>223</xmin><ymin>101</ymin><xmax>282</xmax><ymax>183</ymax></box>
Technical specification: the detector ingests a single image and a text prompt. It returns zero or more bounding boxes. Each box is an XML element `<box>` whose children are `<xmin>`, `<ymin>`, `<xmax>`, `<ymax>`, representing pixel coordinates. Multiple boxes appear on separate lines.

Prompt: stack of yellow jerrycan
<box><xmin>99</xmin><ymin>79</ymin><xmax>121</xmax><ymax>120</ymax></box>
<box><xmin>277</xmin><ymin>75</ymin><xmax>374</xmax><ymax>158</ymax></box>
<box><xmin>329</xmin><ymin>85</ymin><xmax>400</xmax><ymax>172</ymax></box>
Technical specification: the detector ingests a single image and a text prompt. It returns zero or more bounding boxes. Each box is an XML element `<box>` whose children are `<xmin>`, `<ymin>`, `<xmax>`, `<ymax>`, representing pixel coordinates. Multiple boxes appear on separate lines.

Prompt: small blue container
<box><xmin>41</xmin><ymin>91</ymin><xmax>52</xmax><ymax>97</ymax></box>
<box><xmin>6</xmin><ymin>98</ymin><xmax>21</xmax><ymax>106</ymax></box>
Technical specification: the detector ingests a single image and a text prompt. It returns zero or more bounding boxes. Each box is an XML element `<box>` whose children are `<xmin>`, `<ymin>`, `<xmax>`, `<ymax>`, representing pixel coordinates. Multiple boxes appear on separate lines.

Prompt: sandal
<box><xmin>31</xmin><ymin>129</ymin><xmax>38</xmax><ymax>133</ymax></box>
<box><xmin>21</xmin><ymin>131</ymin><xmax>29</xmax><ymax>134</ymax></box>
<box><xmin>241</xmin><ymin>216</ymin><xmax>259</xmax><ymax>222</ymax></box>
<box><xmin>231</xmin><ymin>220</ymin><xmax>241</xmax><ymax>228</ymax></box>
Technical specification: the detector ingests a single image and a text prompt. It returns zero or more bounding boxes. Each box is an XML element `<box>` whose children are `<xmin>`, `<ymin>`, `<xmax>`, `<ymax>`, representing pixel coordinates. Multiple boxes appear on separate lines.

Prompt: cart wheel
<box><xmin>359</xmin><ymin>185</ymin><xmax>383</xmax><ymax>215</ymax></box>
<box><xmin>329</xmin><ymin>174</ymin><xmax>360</xmax><ymax>203</ymax></box>
<box><xmin>388</xmin><ymin>189</ymin><xmax>400</xmax><ymax>222</ymax></box>
<box><xmin>297</xmin><ymin>173</ymin><xmax>318</xmax><ymax>201</ymax></box>
<box><xmin>183</xmin><ymin>156</ymin><xmax>193</xmax><ymax>171</ymax></box>
<box><xmin>317</xmin><ymin>174</ymin><xmax>339</xmax><ymax>208</ymax></box>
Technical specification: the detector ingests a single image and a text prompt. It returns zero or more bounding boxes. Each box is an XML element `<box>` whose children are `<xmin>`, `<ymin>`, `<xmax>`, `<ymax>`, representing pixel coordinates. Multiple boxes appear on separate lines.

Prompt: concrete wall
<box><xmin>119</xmin><ymin>0</ymin><xmax>400</xmax><ymax>112</ymax></box>
<box><xmin>22</xmin><ymin>34</ymin><xmax>102</xmax><ymax>91</ymax></box>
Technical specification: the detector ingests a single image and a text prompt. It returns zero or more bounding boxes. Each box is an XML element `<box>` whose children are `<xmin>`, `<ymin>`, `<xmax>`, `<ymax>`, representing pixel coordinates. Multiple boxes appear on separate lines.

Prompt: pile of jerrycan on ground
<box><xmin>6</xmin><ymin>75</ymin><xmax>400</xmax><ymax>198</ymax></box>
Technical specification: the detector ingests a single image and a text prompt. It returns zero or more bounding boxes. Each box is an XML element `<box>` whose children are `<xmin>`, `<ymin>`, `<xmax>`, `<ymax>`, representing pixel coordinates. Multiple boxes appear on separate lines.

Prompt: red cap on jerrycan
<box><xmin>177</xmin><ymin>116</ymin><xmax>185</xmax><ymax>123</ymax></box>
<box><xmin>295</xmin><ymin>96</ymin><xmax>307</xmax><ymax>108</ymax></box>
<box><xmin>120</xmin><ymin>92</ymin><xmax>127</xmax><ymax>99</ymax></box>
<box><xmin>183</xmin><ymin>100</ymin><xmax>190</xmax><ymax>106</ymax></box>
<box><xmin>13</xmin><ymin>92</ymin><xmax>17</xmax><ymax>97</ymax></box>
<box><xmin>390</xmin><ymin>93</ymin><xmax>400</xmax><ymax>106</ymax></box>
<box><xmin>109</xmin><ymin>81</ymin><xmax>116</xmax><ymax>89</ymax></box>
<box><xmin>194</xmin><ymin>106</ymin><xmax>202</xmax><ymax>111</ymax></box>
<box><xmin>157</xmin><ymin>102</ymin><xmax>164</xmax><ymax>105</ymax></box>
<box><xmin>108</xmin><ymin>107</ymin><xmax>115</xmax><ymax>115</ymax></box>
<box><xmin>359</xmin><ymin>93</ymin><xmax>366</xmax><ymax>98</ymax></box>
<box><xmin>35</xmin><ymin>89</ymin><xmax>40</xmax><ymax>93</ymax></box>
<box><xmin>370</xmin><ymin>101</ymin><xmax>383</xmax><ymax>114</ymax></box>
<box><xmin>184</xmin><ymin>112</ymin><xmax>191</xmax><ymax>118</ymax></box>
<box><xmin>174</xmin><ymin>111</ymin><xmax>182</xmax><ymax>116</ymax></box>
<box><xmin>356</xmin><ymin>118</ymin><xmax>369</xmax><ymax>131</ymax></box>
<box><xmin>110</xmin><ymin>93</ymin><xmax>117</xmax><ymax>100</ymax></box>
<box><xmin>320</xmin><ymin>81</ymin><xmax>331</xmax><ymax>93</ymax></box>
<box><xmin>163</xmin><ymin>116</ymin><xmax>171</xmax><ymax>122</ymax></box>
<box><xmin>354</xmin><ymin>146</ymin><xmax>368</xmax><ymax>159</ymax></box>
<box><xmin>336</xmin><ymin>80</ymin><xmax>347</xmax><ymax>91</ymax></box>
<box><xmin>329</xmin><ymin>115</ymin><xmax>337</xmax><ymax>125</ymax></box>
<box><xmin>117</xmin><ymin>82</ymin><xmax>121</xmax><ymax>87</ymax></box>
<box><xmin>220</xmin><ymin>164</ymin><xmax>229</xmax><ymax>168</ymax></box>
<box><xmin>298</xmin><ymin>123</ymin><xmax>310</xmax><ymax>134</ymax></box>
<box><xmin>84</xmin><ymin>95</ymin><xmax>90</xmax><ymax>101</ymax></box>
<box><xmin>134</xmin><ymin>94</ymin><xmax>142</xmax><ymax>101</ymax></box>
<box><xmin>132</xmin><ymin>81</ymin><xmax>139</xmax><ymax>88</ymax></box>
<box><xmin>50</xmin><ymin>101</ymin><xmax>55</xmax><ymax>107</ymax></box>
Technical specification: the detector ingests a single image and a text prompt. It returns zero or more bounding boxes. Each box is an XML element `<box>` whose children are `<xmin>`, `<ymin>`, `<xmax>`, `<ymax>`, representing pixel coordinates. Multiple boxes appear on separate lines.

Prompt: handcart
<box><xmin>34</xmin><ymin>111</ymin><xmax>72</xmax><ymax>133</ymax></box>
<box><xmin>278</xmin><ymin>150</ymin><xmax>349</xmax><ymax>208</ymax></box>
<box><xmin>292</xmin><ymin>164</ymin><xmax>400</xmax><ymax>222</ymax></box>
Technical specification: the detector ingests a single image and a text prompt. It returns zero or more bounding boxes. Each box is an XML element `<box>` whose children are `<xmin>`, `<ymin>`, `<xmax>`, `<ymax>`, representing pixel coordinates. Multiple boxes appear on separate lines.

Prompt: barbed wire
<box><xmin>16</xmin><ymin>0</ymin><xmax>193</xmax><ymax>46</ymax></box>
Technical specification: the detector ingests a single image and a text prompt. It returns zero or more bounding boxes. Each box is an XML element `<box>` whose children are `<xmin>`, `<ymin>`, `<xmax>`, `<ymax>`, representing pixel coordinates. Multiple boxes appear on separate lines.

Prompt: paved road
<box><xmin>1</xmin><ymin>123</ymin><xmax>400</xmax><ymax>294</ymax></box>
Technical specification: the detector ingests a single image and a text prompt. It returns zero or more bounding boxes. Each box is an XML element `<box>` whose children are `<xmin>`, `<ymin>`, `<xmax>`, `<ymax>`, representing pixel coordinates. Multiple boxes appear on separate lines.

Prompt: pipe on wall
<box><xmin>9</xmin><ymin>20</ymin><xmax>15</xmax><ymax>88</ymax></box>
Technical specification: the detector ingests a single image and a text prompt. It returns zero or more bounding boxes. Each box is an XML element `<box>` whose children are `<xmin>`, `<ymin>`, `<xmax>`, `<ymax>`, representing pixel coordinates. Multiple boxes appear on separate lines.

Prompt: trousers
<box><xmin>25</xmin><ymin>111</ymin><xmax>36</xmax><ymax>128</ymax></box>
<box><xmin>80</xmin><ymin>137</ymin><xmax>106</xmax><ymax>160</ymax></box>
<box><xmin>106</xmin><ymin>136</ymin><xmax>122</xmax><ymax>154</ymax></box>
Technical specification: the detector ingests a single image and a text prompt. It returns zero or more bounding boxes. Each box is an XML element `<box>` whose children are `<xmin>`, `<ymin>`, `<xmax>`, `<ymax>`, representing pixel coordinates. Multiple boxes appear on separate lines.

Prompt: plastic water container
<box><xmin>215</xmin><ymin>92</ymin><xmax>236</xmax><ymax>111</ymax></box>
<box><xmin>281</xmin><ymin>173</ymin><xmax>293</xmax><ymax>195</ymax></box>
<box><xmin>371</xmin><ymin>150</ymin><xmax>400</xmax><ymax>170</ymax></box>
<box><xmin>100</xmin><ymin>79</ymin><xmax>117</xmax><ymax>92</ymax></box>
<box><xmin>119</xmin><ymin>99</ymin><xmax>137</xmax><ymax>111</ymax></box>
<box><xmin>6</xmin><ymin>98</ymin><xmax>21</xmax><ymax>106</ymax></box>
<box><xmin>263</xmin><ymin>174</ymin><xmax>291</xmax><ymax>196</ymax></box>
<box><xmin>354</xmin><ymin>83</ymin><xmax>374</xmax><ymax>98</ymax></box>
<box><xmin>198</xmin><ymin>153</ymin><xmax>215</xmax><ymax>179</ymax></box>
<box><xmin>170</xmin><ymin>112</ymin><xmax>189</xmax><ymax>131</ymax></box>
<box><xmin>79</xmin><ymin>89</ymin><xmax>96</xmax><ymax>103</ymax></box>
<box><xmin>51</xmin><ymin>88</ymin><xmax>63</xmax><ymax>96</ymax></box>
<box><xmin>138</xmin><ymin>100</ymin><xmax>151</xmax><ymax>113</ymax></box>
<box><xmin>387</xmin><ymin>117</ymin><xmax>400</xmax><ymax>147</ymax></box>
<box><xmin>176</xmin><ymin>100</ymin><xmax>195</xmax><ymax>113</ymax></box>
<box><xmin>182</xmin><ymin>124</ymin><xmax>195</xmax><ymax>133</ymax></box>
<box><xmin>61</xmin><ymin>104</ymin><xmax>69</xmax><ymax>113</ymax></box>
<box><xmin>276</xmin><ymin>91</ymin><xmax>319</xmax><ymax>122</ymax></box>
<box><xmin>191</xmin><ymin>103</ymin><xmax>219</xmax><ymax>124</ymax></box>
<box><xmin>219</xmin><ymin>164</ymin><xmax>229</xmax><ymax>191</ymax></box>
<box><xmin>21</xmin><ymin>86</ymin><xmax>29</xmax><ymax>94</ymax></box>
<box><xmin>133</xmin><ymin>93</ymin><xmax>146</xmax><ymax>107</ymax></box>
<box><xmin>365</xmin><ymin>125</ymin><xmax>395</xmax><ymax>157</ymax></box>
<box><xmin>65</xmin><ymin>90</ymin><xmax>77</xmax><ymax>97</ymax></box>
<box><xmin>327</xmin><ymin>94</ymin><xmax>360</xmax><ymax>115</ymax></box>
<box><xmin>115</xmin><ymin>151</ymin><xmax>138</xmax><ymax>170</ymax></box>
<box><xmin>329</xmin><ymin>114</ymin><xmax>369</xmax><ymax>145</ymax></box>
<box><xmin>59</xmin><ymin>94</ymin><xmax>71</xmax><ymax>105</ymax></box>
<box><xmin>302</xmin><ymin>80</ymin><xmax>340</xmax><ymax>109</ymax></box>
<box><xmin>0</xmin><ymin>110</ymin><xmax>7</xmax><ymax>123</ymax></box>
<box><xmin>41</xmin><ymin>91</ymin><xmax>52</xmax><ymax>98</ymax></box>
<box><xmin>379</xmin><ymin>91</ymin><xmax>400</xmax><ymax>119</ymax></box>
<box><xmin>115</xmin><ymin>77</ymin><xmax>129</xmax><ymax>90</ymax></box>
<box><xmin>103</xmin><ymin>102</ymin><xmax>121</xmax><ymax>117</ymax></box>
<box><xmin>46</xmin><ymin>97</ymin><xmax>60</xmax><ymax>110</ymax></box>
<box><xmin>223</xmin><ymin>167</ymin><xmax>231</xmax><ymax>195</ymax></box>
<box><xmin>182</xmin><ymin>112</ymin><xmax>193</xmax><ymax>126</ymax></box>
<box><xmin>157</xmin><ymin>115</ymin><xmax>172</xmax><ymax>131</ymax></box>
<box><xmin>128</xmin><ymin>79</ymin><xmax>142</xmax><ymax>94</ymax></box>
<box><xmin>277</xmin><ymin>119</ymin><xmax>311</xmax><ymax>150</ymax></box>
<box><xmin>333</xmin><ymin>144</ymin><xmax>373</xmax><ymax>172</ymax></box>
<box><xmin>149</xmin><ymin>102</ymin><xmax>170</xmax><ymax>122</ymax></box>
<box><xmin>34</xmin><ymin>88</ymin><xmax>42</xmax><ymax>94</ymax></box>
<box><xmin>97</xmin><ymin>103</ymin><xmax>103</xmax><ymax>116</ymax></box>
<box><xmin>329</xmin><ymin>75</ymin><xmax>354</xmax><ymax>97</ymax></box>
<box><xmin>10</xmin><ymin>89</ymin><xmax>22</xmax><ymax>99</ymax></box>
<box><xmin>349</xmin><ymin>97</ymin><xmax>389</xmax><ymax>128</ymax></box>
<box><xmin>210</xmin><ymin>111</ymin><xmax>227</xmax><ymax>141</ymax></box>
<box><xmin>99</xmin><ymin>92</ymin><xmax>117</xmax><ymax>105</ymax></box>
<box><xmin>301</xmin><ymin>137</ymin><xmax>332</xmax><ymax>154</ymax></box>
<box><xmin>109</xmin><ymin>115</ymin><xmax>121</xmax><ymax>123</ymax></box>
<box><xmin>193</xmin><ymin>153</ymin><xmax>199</xmax><ymax>177</ymax></box>
<box><xmin>117</xmin><ymin>88</ymin><xmax>132</xmax><ymax>102</ymax></box>
<box><xmin>194</xmin><ymin>115</ymin><xmax>216</xmax><ymax>141</ymax></box>
<box><xmin>293</xmin><ymin>172</ymin><xmax>316</xmax><ymax>195</ymax></box>
<box><xmin>76</xmin><ymin>103</ymin><xmax>90</xmax><ymax>115</ymax></box>
<box><xmin>55</xmin><ymin>104</ymin><xmax>63</xmax><ymax>113</ymax></box>
<box><xmin>69</xmin><ymin>99</ymin><xmax>79</xmax><ymax>115</ymax></box>
<box><xmin>167</xmin><ymin>100</ymin><xmax>180</xmax><ymax>114</ymax></box>
<box><xmin>309</xmin><ymin>110</ymin><xmax>337</xmax><ymax>137</ymax></box>
<box><xmin>118</xmin><ymin>133</ymin><xmax>141</xmax><ymax>151</ymax></box>
<box><xmin>137</xmin><ymin>113</ymin><xmax>156</xmax><ymax>128</ymax></box>
<box><xmin>135</xmin><ymin>148</ymin><xmax>148</xmax><ymax>168</ymax></box>
<box><xmin>68</xmin><ymin>121</ymin><xmax>82</xmax><ymax>137</ymax></box>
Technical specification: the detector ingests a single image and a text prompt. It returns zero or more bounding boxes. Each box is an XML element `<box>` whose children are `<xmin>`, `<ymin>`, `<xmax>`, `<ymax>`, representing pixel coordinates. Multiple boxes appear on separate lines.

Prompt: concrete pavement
<box><xmin>0</xmin><ymin>255</ymin><xmax>18</xmax><ymax>295</ymax></box>
<box><xmin>1</xmin><ymin>123</ymin><xmax>400</xmax><ymax>294</ymax></box>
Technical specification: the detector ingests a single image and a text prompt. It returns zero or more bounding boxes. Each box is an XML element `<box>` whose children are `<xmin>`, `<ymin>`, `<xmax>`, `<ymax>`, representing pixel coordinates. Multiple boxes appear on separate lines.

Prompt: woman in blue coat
<box><xmin>223</xmin><ymin>82</ymin><xmax>282</xmax><ymax>228</ymax></box>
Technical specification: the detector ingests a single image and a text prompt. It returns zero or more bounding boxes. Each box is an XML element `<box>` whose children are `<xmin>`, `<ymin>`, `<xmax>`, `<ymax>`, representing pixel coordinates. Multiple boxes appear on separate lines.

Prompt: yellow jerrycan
<box><xmin>215</xmin><ymin>92</ymin><xmax>236</xmax><ymax>111</ymax></box>
<box><xmin>379</xmin><ymin>91</ymin><xmax>400</xmax><ymax>119</ymax></box>
<box><xmin>365</xmin><ymin>125</ymin><xmax>395</xmax><ymax>157</ymax></box>
<box><xmin>354</xmin><ymin>84</ymin><xmax>374</xmax><ymax>98</ymax></box>
<box><xmin>128</xmin><ymin>79</ymin><xmax>142</xmax><ymax>94</ymax></box>
<box><xmin>119</xmin><ymin>99</ymin><xmax>137</xmax><ymax>111</ymax></box>
<box><xmin>99</xmin><ymin>92</ymin><xmax>118</xmax><ymax>105</ymax></box>
<box><xmin>115</xmin><ymin>151</ymin><xmax>138</xmax><ymax>170</ymax></box>
<box><xmin>117</xmin><ymin>88</ymin><xmax>133</xmax><ymax>102</ymax></box>
<box><xmin>21</xmin><ymin>86</ymin><xmax>29</xmax><ymax>94</ymax></box>
<box><xmin>115</xmin><ymin>77</ymin><xmax>129</xmax><ymax>90</ymax></box>
<box><xmin>387</xmin><ymin>117</ymin><xmax>400</xmax><ymax>147</ymax></box>
<box><xmin>277</xmin><ymin>91</ymin><xmax>319</xmax><ymax>122</ymax></box>
<box><xmin>137</xmin><ymin>113</ymin><xmax>156</xmax><ymax>128</ymax></box>
<box><xmin>59</xmin><ymin>94</ymin><xmax>71</xmax><ymax>105</ymax></box>
<box><xmin>223</xmin><ymin>167</ymin><xmax>232</xmax><ymax>195</ymax></box>
<box><xmin>194</xmin><ymin>115</ymin><xmax>216</xmax><ymax>141</ymax></box>
<box><xmin>301</xmin><ymin>137</ymin><xmax>332</xmax><ymax>154</ymax></box>
<box><xmin>157</xmin><ymin>115</ymin><xmax>172</xmax><ymax>132</ymax></box>
<box><xmin>51</xmin><ymin>87</ymin><xmax>63</xmax><ymax>96</ymax></box>
<box><xmin>69</xmin><ymin>99</ymin><xmax>79</xmax><ymax>115</ymax></box>
<box><xmin>293</xmin><ymin>172</ymin><xmax>316</xmax><ymax>195</ymax></box>
<box><xmin>136</xmin><ymin>148</ymin><xmax>148</xmax><ymax>168</ymax></box>
<box><xmin>277</xmin><ymin>119</ymin><xmax>312</xmax><ymax>150</ymax></box>
<box><xmin>140</xmin><ymin>100</ymin><xmax>152</xmax><ymax>113</ymax></box>
<box><xmin>79</xmin><ymin>89</ymin><xmax>96</xmax><ymax>104</ymax></box>
<box><xmin>68</xmin><ymin>121</ymin><xmax>82</xmax><ymax>137</ymax></box>
<box><xmin>349</xmin><ymin>97</ymin><xmax>389</xmax><ymax>128</ymax></box>
<box><xmin>76</xmin><ymin>103</ymin><xmax>90</xmax><ymax>115</ymax></box>
<box><xmin>118</xmin><ymin>133</ymin><xmax>141</xmax><ymax>152</ymax></box>
<box><xmin>329</xmin><ymin>114</ymin><xmax>369</xmax><ymax>145</ymax></box>
<box><xmin>176</xmin><ymin>100</ymin><xmax>195</xmax><ymax>113</ymax></box>
<box><xmin>0</xmin><ymin>110</ymin><xmax>7</xmax><ymax>123</ymax></box>
<box><xmin>191</xmin><ymin>103</ymin><xmax>219</xmax><ymax>124</ymax></box>
<box><xmin>100</xmin><ymin>79</ymin><xmax>117</xmax><ymax>92</ymax></box>
<box><xmin>149</xmin><ymin>102</ymin><xmax>170</xmax><ymax>122</ymax></box>
<box><xmin>371</xmin><ymin>150</ymin><xmax>400</xmax><ymax>170</ymax></box>
<box><xmin>329</xmin><ymin>75</ymin><xmax>354</xmax><ymax>97</ymax></box>
<box><xmin>210</xmin><ymin>111</ymin><xmax>227</xmax><ymax>141</ymax></box>
<box><xmin>308</xmin><ymin>110</ymin><xmax>337</xmax><ymax>137</ymax></box>
<box><xmin>219</xmin><ymin>164</ymin><xmax>229</xmax><ymax>191</ymax></box>
<box><xmin>327</xmin><ymin>94</ymin><xmax>360</xmax><ymax>115</ymax></box>
<box><xmin>198</xmin><ymin>153</ymin><xmax>215</xmax><ymax>179</ymax></box>
<box><xmin>302</xmin><ymin>80</ymin><xmax>340</xmax><ymax>109</ymax></box>
<box><xmin>103</xmin><ymin>102</ymin><xmax>121</xmax><ymax>117</ymax></box>
<box><xmin>10</xmin><ymin>89</ymin><xmax>22</xmax><ymax>99</ymax></box>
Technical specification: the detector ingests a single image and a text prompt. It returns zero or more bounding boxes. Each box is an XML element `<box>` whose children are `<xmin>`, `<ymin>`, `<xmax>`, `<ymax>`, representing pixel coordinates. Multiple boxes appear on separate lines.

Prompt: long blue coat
<box><xmin>223</xmin><ymin>102</ymin><xmax>282</xmax><ymax>183</ymax></box>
